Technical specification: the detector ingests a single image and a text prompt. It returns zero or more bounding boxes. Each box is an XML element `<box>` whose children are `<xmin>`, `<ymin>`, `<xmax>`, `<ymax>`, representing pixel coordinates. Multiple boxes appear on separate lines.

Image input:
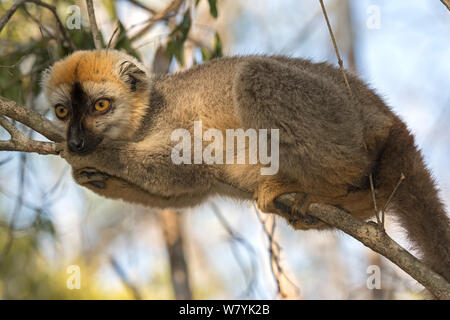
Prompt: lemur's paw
<box><xmin>287</xmin><ymin>193</ymin><xmax>324</xmax><ymax>230</ymax></box>
<box><xmin>254</xmin><ymin>182</ymin><xmax>282</xmax><ymax>214</ymax></box>
<box><xmin>255</xmin><ymin>179</ymin><xmax>327</xmax><ymax>230</ymax></box>
<box><xmin>74</xmin><ymin>167</ymin><xmax>109</xmax><ymax>189</ymax></box>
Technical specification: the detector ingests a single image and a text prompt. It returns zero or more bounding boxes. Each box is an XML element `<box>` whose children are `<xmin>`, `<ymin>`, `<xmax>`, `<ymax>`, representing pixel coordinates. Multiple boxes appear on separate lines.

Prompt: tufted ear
<box><xmin>117</xmin><ymin>60</ymin><xmax>148</xmax><ymax>92</ymax></box>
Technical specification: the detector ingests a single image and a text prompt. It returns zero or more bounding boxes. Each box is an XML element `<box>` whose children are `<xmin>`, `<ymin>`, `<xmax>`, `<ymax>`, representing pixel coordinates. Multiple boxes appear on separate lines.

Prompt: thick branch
<box><xmin>0</xmin><ymin>96</ymin><xmax>63</xmax><ymax>155</ymax></box>
<box><xmin>0</xmin><ymin>116</ymin><xmax>57</xmax><ymax>155</ymax></box>
<box><xmin>0</xmin><ymin>96</ymin><xmax>64</xmax><ymax>143</ymax></box>
<box><xmin>158</xmin><ymin>209</ymin><xmax>192</xmax><ymax>300</ymax></box>
<box><xmin>275</xmin><ymin>193</ymin><xmax>450</xmax><ymax>300</ymax></box>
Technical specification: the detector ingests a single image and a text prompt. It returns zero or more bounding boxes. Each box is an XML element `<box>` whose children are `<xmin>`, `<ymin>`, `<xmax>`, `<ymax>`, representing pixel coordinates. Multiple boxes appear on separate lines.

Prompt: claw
<box><xmin>74</xmin><ymin>167</ymin><xmax>109</xmax><ymax>188</ymax></box>
<box><xmin>88</xmin><ymin>181</ymin><xmax>106</xmax><ymax>189</ymax></box>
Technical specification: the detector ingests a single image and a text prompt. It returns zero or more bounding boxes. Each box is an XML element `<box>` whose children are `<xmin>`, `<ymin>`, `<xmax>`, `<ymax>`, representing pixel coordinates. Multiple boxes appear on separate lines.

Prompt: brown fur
<box><xmin>43</xmin><ymin>50</ymin><xmax>450</xmax><ymax>282</ymax></box>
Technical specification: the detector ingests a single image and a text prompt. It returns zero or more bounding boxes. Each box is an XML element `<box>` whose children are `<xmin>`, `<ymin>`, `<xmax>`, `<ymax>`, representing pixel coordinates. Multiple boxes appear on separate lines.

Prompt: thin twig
<box><xmin>128</xmin><ymin>0</ymin><xmax>157</xmax><ymax>14</ymax></box>
<box><xmin>369</xmin><ymin>173</ymin><xmax>381</xmax><ymax>225</ymax></box>
<box><xmin>255</xmin><ymin>205</ymin><xmax>301</xmax><ymax>299</ymax></box>
<box><xmin>0</xmin><ymin>0</ymin><xmax>27</xmax><ymax>34</ymax></box>
<box><xmin>107</xmin><ymin>22</ymin><xmax>121</xmax><ymax>49</ymax></box>
<box><xmin>319</xmin><ymin>0</ymin><xmax>353</xmax><ymax>98</ymax></box>
<box><xmin>85</xmin><ymin>0</ymin><xmax>102</xmax><ymax>49</ymax></box>
<box><xmin>109</xmin><ymin>255</ymin><xmax>142</xmax><ymax>299</ymax></box>
<box><xmin>381</xmin><ymin>173</ymin><xmax>406</xmax><ymax>227</ymax></box>
<box><xmin>130</xmin><ymin>0</ymin><xmax>185</xmax><ymax>42</ymax></box>
<box><xmin>26</xmin><ymin>0</ymin><xmax>76</xmax><ymax>51</ymax></box>
<box><xmin>211</xmin><ymin>202</ymin><xmax>258</xmax><ymax>298</ymax></box>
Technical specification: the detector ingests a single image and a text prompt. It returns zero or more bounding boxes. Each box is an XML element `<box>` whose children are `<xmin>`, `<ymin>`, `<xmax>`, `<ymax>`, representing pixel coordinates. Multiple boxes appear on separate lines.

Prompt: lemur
<box><xmin>42</xmin><ymin>49</ymin><xmax>450</xmax><ymax>282</ymax></box>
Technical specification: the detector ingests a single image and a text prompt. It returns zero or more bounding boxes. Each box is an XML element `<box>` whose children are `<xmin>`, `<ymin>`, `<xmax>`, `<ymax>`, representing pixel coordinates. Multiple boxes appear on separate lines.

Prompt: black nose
<box><xmin>68</xmin><ymin>136</ymin><xmax>86</xmax><ymax>153</ymax></box>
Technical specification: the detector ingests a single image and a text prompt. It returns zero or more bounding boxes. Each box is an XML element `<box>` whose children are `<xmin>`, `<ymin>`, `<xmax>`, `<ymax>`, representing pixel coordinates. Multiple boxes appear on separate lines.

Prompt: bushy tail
<box><xmin>377</xmin><ymin>118</ymin><xmax>450</xmax><ymax>281</ymax></box>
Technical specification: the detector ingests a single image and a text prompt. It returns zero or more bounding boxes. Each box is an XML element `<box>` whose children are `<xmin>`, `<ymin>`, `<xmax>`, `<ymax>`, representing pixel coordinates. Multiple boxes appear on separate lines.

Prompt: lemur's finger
<box><xmin>88</xmin><ymin>181</ymin><xmax>106</xmax><ymax>189</ymax></box>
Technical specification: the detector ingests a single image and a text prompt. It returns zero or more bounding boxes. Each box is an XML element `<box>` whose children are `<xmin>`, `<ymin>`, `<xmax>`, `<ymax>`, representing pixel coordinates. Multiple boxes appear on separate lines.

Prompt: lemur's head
<box><xmin>42</xmin><ymin>49</ymin><xmax>150</xmax><ymax>154</ymax></box>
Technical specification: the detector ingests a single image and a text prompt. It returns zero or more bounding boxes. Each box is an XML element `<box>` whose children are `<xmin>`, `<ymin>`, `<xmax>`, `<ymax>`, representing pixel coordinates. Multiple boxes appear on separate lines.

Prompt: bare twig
<box><xmin>109</xmin><ymin>255</ymin><xmax>142</xmax><ymax>299</ymax></box>
<box><xmin>275</xmin><ymin>194</ymin><xmax>450</xmax><ymax>300</ymax></box>
<box><xmin>23</xmin><ymin>5</ymin><xmax>55</xmax><ymax>41</ymax></box>
<box><xmin>319</xmin><ymin>0</ymin><xmax>353</xmax><ymax>98</ymax></box>
<box><xmin>255</xmin><ymin>206</ymin><xmax>301</xmax><ymax>299</ymax></box>
<box><xmin>211</xmin><ymin>202</ymin><xmax>258</xmax><ymax>298</ymax></box>
<box><xmin>128</xmin><ymin>0</ymin><xmax>157</xmax><ymax>14</ymax></box>
<box><xmin>130</xmin><ymin>0</ymin><xmax>185</xmax><ymax>42</ymax></box>
<box><xmin>85</xmin><ymin>0</ymin><xmax>102</xmax><ymax>49</ymax></box>
<box><xmin>26</xmin><ymin>0</ymin><xmax>76</xmax><ymax>51</ymax></box>
<box><xmin>107</xmin><ymin>22</ymin><xmax>121</xmax><ymax>49</ymax></box>
<box><xmin>381</xmin><ymin>173</ymin><xmax>406</xmax><ymax>227</ymax></box>
<box><xmin>0</xmin><ymin>0</ymin><xmax>27</xmax><ymax>34</ymax></box>
<box><xmin>369</xmin><ymin>173</ymin><xmax>381</xmax><ymax>225</ymax></box>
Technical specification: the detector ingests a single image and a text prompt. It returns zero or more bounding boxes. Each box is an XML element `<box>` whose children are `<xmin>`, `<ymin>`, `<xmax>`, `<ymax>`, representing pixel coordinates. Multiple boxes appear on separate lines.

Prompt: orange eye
<box><xmin>55</xmin><ymin>105</ymin><xmax>69</xmax><ymax>119</ymax></box>
<box><xmin>94</xmin><ymin>99</ymin><xmax>111</xmax><ymax>112</ymax></box>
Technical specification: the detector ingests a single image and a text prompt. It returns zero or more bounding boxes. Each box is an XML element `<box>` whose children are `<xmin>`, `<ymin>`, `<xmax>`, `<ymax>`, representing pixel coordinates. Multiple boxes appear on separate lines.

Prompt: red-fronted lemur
<box><xmin>42</xmin><ymin>50</ymin><xmax>450</xmax><ymax>283</ymax></box>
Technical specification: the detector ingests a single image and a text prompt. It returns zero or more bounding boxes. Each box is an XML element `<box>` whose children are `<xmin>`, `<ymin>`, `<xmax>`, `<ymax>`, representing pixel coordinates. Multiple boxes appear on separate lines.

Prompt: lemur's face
<box><xmin>42</xmin><ymin>50</ymin><xmax>150</xmax><ymax>154</ymax></box>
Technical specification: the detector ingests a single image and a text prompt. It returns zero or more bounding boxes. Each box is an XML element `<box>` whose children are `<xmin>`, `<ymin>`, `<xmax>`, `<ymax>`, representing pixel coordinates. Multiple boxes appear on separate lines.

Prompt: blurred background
<box><xmin>0</xmin><ymin>0</ymin><xmax>449</xmax><ymax>299</ymax></box>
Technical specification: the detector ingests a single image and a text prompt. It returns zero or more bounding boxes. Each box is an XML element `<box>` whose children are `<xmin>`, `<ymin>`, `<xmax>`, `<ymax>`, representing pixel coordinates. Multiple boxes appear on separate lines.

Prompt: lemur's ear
<box><xmin>117</xmin><ymin>60</ymin><xmax>148</xmax><ymax>92</ymax></box>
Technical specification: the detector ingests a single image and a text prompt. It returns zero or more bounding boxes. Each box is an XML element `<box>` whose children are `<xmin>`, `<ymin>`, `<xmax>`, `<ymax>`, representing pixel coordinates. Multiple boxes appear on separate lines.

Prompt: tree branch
<box><xmin>255</xmin><ymin>208</ymin><xmax>301</xmax><ymax>299</ymax></box>
<box><xmin>26</xmin><ymin>0</ymin><xmax>76</xmax><ymax>51</ymax></box>
<box><xmin>130</xmin><ymin>0</ymin><xmax>185</xmax><ymax>42</ymax></box>
<box><xmin>0</xmin><ymin>0</ymin><xmax>27</xmax><ymax>34</ymax></box>
<box><xmin>127</xmin><ymin>0</ymin><xmax>157</xmax><ymax>14</ymax></box>
<box><xmin>319</xmin><ymin>0</ymin><xmax>353</xmax><ymax>98</ymax></box>
<box><xmin>275</xmin><ymin>194</ymin><xmax>450</xmax><ymax>300</ymax></box>
<box><xmin>0</xmin><ymin>96</ymin><xmax>63</xmax><ymax>155</ymax></box>
<box><xmin>85</xmin><ymin>0</ymin><xmax>102</xmax><ymax>49</ymax></box>
<box><xmin>109</xmin><ymin>255</ymin><xmax>142</xmax><ymax>300</ymax></box>
<box><xmin>211</xmin><ymin>202</ymin><xmax>259</xmax><ymax>298</ymax></box>
<box><xmin>0</xmin><ymin>96</ymin><xmax>64</xmax><ymax>143</ymax></box>
<box><xmin>158</xmin><ymin>209</ymin><xmax>192</xmax><ymax>300</ymax></box>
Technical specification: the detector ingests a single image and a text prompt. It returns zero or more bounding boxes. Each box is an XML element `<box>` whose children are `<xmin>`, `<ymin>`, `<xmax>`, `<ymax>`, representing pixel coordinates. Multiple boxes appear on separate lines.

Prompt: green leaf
<box><xmin>200</xmin><ymin>32</ymin><xmax>223</xmax><ymax>62</ymax></box>
<box><xmin>212</xmin><ymin>32</ymin><xmax>223</xmax><ymax>58</ymax></box>
<box><xmin>208</xmin><ymin>0</ymin><xmax>218</xmax><ymax>18</ymax></box>
<box><xmin>165</xmin><ymin>9</ymin><xmax>192</xmax><ymax>65</ymax></box>
<box><xmin>113</xmin><ymin>21</ymin><xmax>141</xmax><ymax>60</ymax></box>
